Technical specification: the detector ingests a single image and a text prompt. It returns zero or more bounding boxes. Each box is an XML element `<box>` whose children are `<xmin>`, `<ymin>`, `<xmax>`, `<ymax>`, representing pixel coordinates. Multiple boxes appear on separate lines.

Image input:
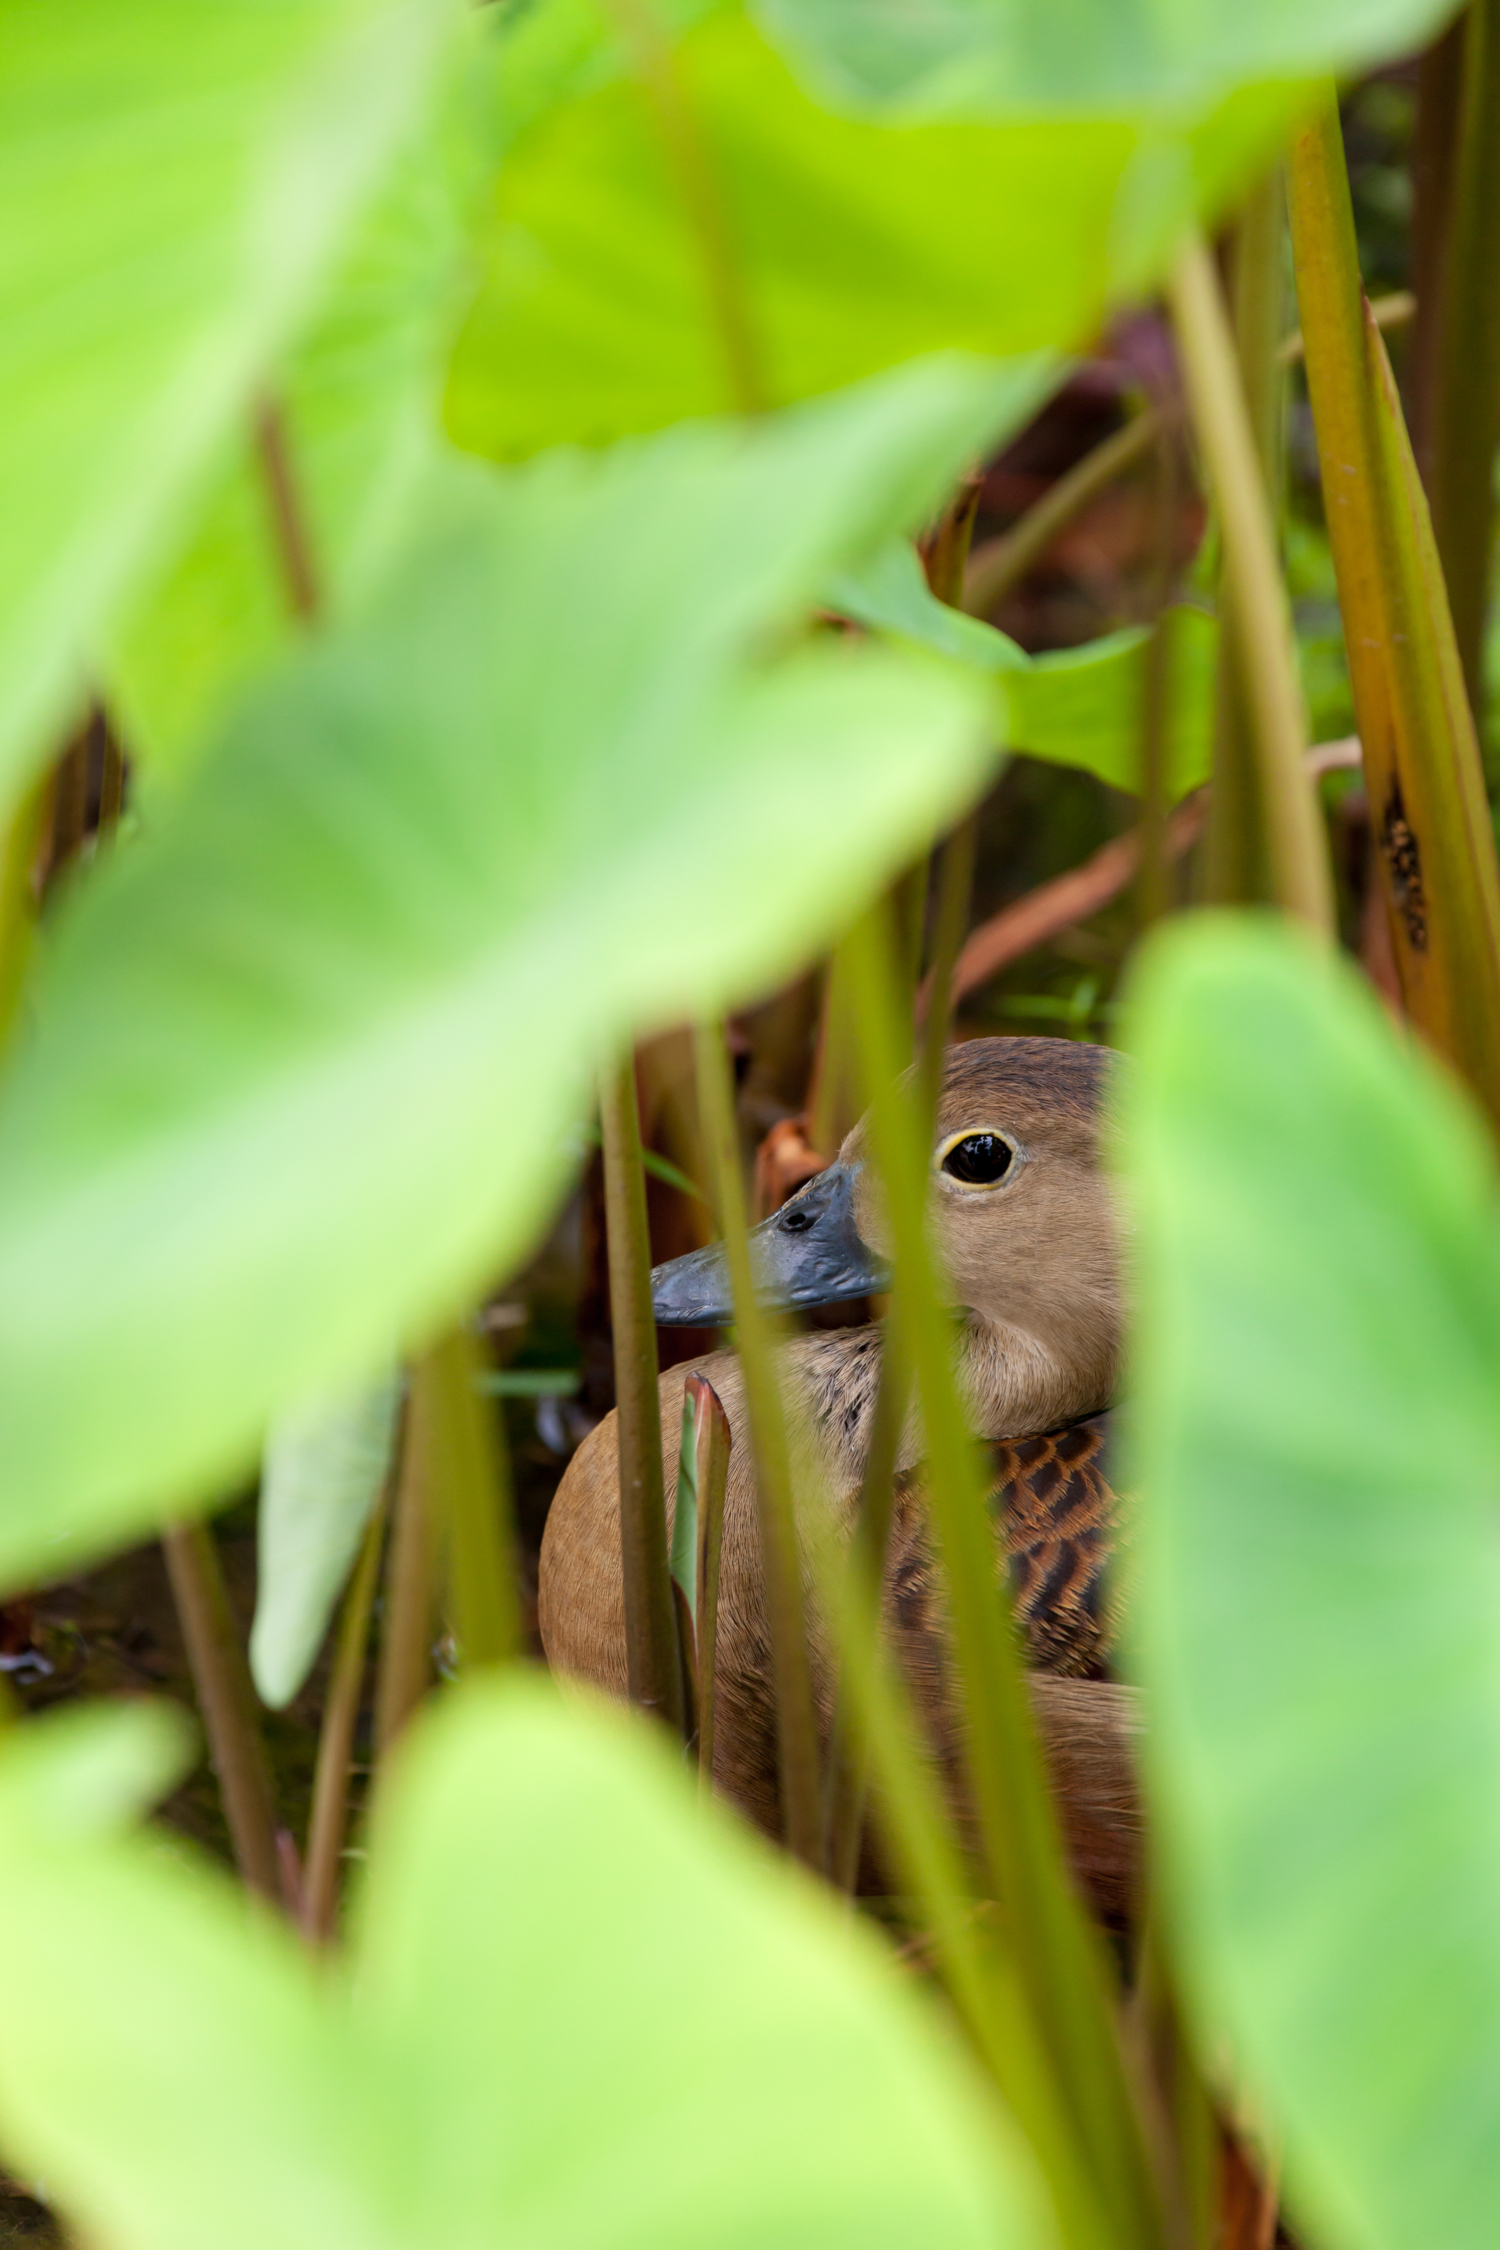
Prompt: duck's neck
<box><xmin>785</xmin><ymin>1315</ymin><xmax>1113</xmax><ymax>1492</ymax></box>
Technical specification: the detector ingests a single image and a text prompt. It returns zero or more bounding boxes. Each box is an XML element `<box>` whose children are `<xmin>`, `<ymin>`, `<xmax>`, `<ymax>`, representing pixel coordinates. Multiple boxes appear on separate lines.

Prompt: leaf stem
<box><xmin>844</xmin><ymin>901</ymin><xmax>1163</xmax><ymax>2250</ymax></box>
<box><xmin>301</xmin><ymin>1500</ymin><xmax>385</xmax><ymax>1940</ymax></box>
<box><xmin>964</xmin><ymin>409</ymin><xmax>1161</xmax><ymax>619</ymax></box>
<box><xmin>161</xmin><ymin>1519</ymin><xmax>286</xmax><ymax>1907</ymax></box>
<box><xmin>374</xmin><ymin>1394</ymin><xmax>438</xmax><ymax>1757</ymax></box>
<box><xmin>254</xmin><ymin>398</ymin><xmax>321</xmax><ymax>622</ymax></box>
<box><xmin>1420</xmin><ymin>0</ymin><xmax>1500</xmax><ymax>716</ymax></box>
<box><xmin>419</xmin><ymin>1326</ymin><xmax>522</xmax><ymax>1671</ymax></box>
<box><xmin>600</xmin><ymin>1053</ymin><xmax>686</xmax><ymax>1734</ymax></box>
<box><xmin>694</xmin><ymin>1019</ymin><xmax>824</xmax><ymax>1867</ymax></box>
<box><xmin>803</xmin><ymin>1482</ymin><xmax>1119</xmax><ymax>2250</ymax></box>
<box><xmin>1167</xmin><ymin>233</ymin><xmax>1333</xmax><ymax>935</ymax></box>
<box><xmin>1202</xmin><ymin>171</ymin><xmax>1285</xmax><ymax>908</ymax></box>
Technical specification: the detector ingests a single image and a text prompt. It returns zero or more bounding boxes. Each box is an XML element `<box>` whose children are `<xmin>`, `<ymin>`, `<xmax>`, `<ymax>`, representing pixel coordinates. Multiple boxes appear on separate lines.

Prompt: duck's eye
<box><xmin>941</xmin><ymin>1131</ymin><xmax>1013</xmax><ymax>1187</ymax></box>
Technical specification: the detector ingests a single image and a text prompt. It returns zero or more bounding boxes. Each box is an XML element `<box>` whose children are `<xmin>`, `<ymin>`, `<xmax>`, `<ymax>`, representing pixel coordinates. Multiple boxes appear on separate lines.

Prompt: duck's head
<box><xmin>652</xmin><ymin>1037</ymin><xmax>1122</xmax><ymax>1413</ymax></box>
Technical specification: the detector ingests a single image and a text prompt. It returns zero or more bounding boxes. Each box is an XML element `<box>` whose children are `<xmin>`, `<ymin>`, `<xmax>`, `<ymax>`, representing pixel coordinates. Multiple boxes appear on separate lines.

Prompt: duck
<box><xmin>538</xmin><ymin>1035</ymin><xmax>1139</xmax><ymax>1911</ymax></box>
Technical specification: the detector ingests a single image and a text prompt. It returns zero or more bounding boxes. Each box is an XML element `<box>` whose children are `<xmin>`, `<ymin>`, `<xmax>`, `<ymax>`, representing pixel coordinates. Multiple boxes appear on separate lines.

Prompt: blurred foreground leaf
<box><xmin>252</xmin><ymin>1372</ymin><xmax>402</xmax><ymax>1710</ymax></box>
<box><xmin>756</xmin><ymin>0</ymin><xmax>1456</xmax><ymax>116</ymax></box>
<box><xmin>0</xmin><ymin>359</ymin><xmax>1018</xmax><ymax>1589</ymax></box>
<box><xmin>1123</xmin><ymin>913</ymin><xmax>1500</xmax><ymax>2250</ymax></box>
<box><xmin>105</xmin><ymin>34</ymin><xmax>499</xmax><ymax>787</ymax></box>
<box><xmin>0</xmin><ymin>1682</ymin><xmax>1042</xmax><ymax>2250</ymax></box>
<box><xmin>0</xmin><ymin>0</ymin><xmax>461</xmax><ymax>811</ymax></box>
<box><xmin>446</xmin><ymin>0</ymin><xmax>1300</xmax><ymax>455</ymax></box>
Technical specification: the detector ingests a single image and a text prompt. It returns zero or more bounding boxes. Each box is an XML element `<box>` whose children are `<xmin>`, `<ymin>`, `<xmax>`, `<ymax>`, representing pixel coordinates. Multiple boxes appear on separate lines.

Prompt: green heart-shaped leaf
<box><xmin>0</xmin><ymin>1682</ymin><xmax>1045</xmax><ymax>2250</ymax></box>
<box><xmin>0</xmin><ymin>358</ymin><xmax>1031</xmax><ymax>1588</ymax></box>
<box><xmin>0</xmin><ymin>0</ymin><xmax>462</xmax><ymax>811</ymax></box>
<box><xmin>447</xmin><ymin>0</ymin><xmax>1313</xmax><ymax>457</ymax></box>
<box><xmin>1123</xmin><ymin>913</ymin><xmax>1500</xmax><ymax>2250</ymax></box>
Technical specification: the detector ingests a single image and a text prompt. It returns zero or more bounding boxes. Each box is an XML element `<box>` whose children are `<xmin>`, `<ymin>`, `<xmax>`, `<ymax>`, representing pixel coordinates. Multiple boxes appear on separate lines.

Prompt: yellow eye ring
<box><xmin>936</xmin><ymin>1127</ymin><xmax>1016</xmax><ymax>1189</ymax></box>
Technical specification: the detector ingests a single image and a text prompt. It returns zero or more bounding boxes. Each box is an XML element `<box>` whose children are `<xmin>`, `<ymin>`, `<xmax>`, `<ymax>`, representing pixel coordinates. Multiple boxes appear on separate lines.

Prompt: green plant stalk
<box><xmin>1128</xmin><ymin>1913</ymin><xmax>1218</xmax><ymax>2250</ymax></box>
<box><xmin>161</xmin><ymin>1519</ymin><xmax>286</xmax><ymax>1907</ymax></box>
<box><xmin>1422</xmin><ymin>0</ymin><xmax>1500</xmax><ymax>719</ymax></box>
<box><xmin>808</xmin><ymin>943</ymin><xmax>862</xmax><ymax>1157</ymax></box>
<box><xmin>1407</xmin><ymin>13</ymin><xmax>1468</xmax><ymax>480</ymax></box>
<box><xmin>694</xmin><ymin>1019</ymin><xmax>824</xmax><ymax>1868</ymax></box>
<box><xmin>693</xmin><ymin>1382</ymin><xmax>729</xmax><ymax>1785</ymax></box>
<box><xmin>920</xmin><ymin>817</ymin><xmax>977</xmax><ymax>1101</ymax></box>
<box><xmin>418</xmin><ymin>1326</ymin><xmax>521</xmax><ymax>1671</ymax></box>
<box><xmin>1288</xmin><ymin>92</ymin><xmax>1500</xmax><ymax>1126</ymax></box>
<box><xmin>374</xmin><ymin>1393</ymin><xmax>438</xmax><ymax>1758</ymax></box>
<box><xmin>1168</xmin><ymin>234</ymin><xmax>1333</xmax><ymax>936</ymax></box>
<box><xmin>254</xmin><ymin>398</ymin><xmax>320</xmax><ymax>623</ymax></box>
<box><xmin>843</xmin><ymin>903</ymin><xmax>1163</xmax><ymax>2250</ymax></box>
<box><xmin>0</xmin><ymin>768</ymin><xmax>48</xmax><ymax>1045</ymax></box>
<box><xmin>301</xmin><ymin>1500</ymin><xmax>386</xmax><ymax>1941</ymax></box>
<box><xmin>600</xmin><ymin>1053</ymin><xmax>687</xmax><ymax>1734</ymax></box>
<box><xmin>922</xmin><ymin>472</ymin><xmax>983</xmax><ymax>608</ymax></box>
<box><xmin>820</xmin><ymin>1348</ymin><xmax>906</xmax><ymax>1891</ymax></box>
<box><xmin>671</xmin><ymin>1372</ymin><xmax>731</xmax><ymax>1772</ymax></box>
<box><xmin>1136</xmin><ymin>416</ymin><xmax>1186</xmax><ymax>932</ymax></box>
<box><xmin>964</xmin><ymin>407</ymin><xmax>1160</xmax><ymax>619</ymax></box>
<box><xmin>803</xmin><ymin>1473</ymin><xmax>1120</xmax><ymax>2250</ymax></box>
<box><xmin>1202</xmin><ymin>171</ymin><xmax>1286</xmax><ymax>909</ymax></box>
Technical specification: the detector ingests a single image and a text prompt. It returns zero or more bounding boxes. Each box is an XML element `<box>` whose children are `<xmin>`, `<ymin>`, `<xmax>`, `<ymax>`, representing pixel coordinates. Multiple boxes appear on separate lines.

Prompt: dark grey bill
<box><xmin>650</xmin><ymin>1163</ymin><xmax>890</xmax><ymax>1326</ymax></box>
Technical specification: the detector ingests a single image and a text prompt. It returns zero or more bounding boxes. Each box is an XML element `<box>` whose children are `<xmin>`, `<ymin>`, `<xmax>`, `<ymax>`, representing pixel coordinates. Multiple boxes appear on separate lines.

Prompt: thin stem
<box><xmin>916</xmin><ymin>477</ymin><xmax>984</xmax><ymax>1106</ymax></box>
<box><xmin>0</xmin><ymin>767</ymin><xmax>50</xmax><ymax>1043</ymax></box>
<box><xmin>301</xmin><ymin>1500</ymin><xmax>386</xmax><ymax>1941</ymax></box>
<box><xmin>1168</xmin><ymin>233</ymin><xmax>1334</xmax><ymax>935</ymax></box>
<box><xmin>1408</xmin><ymin>15</ymin><xmax>1468</xmax><ymax>475</ymax></box>
<box><xmin>254</xmin><ymin>399</ymin><xmax>321</xmax><ymax>622</ymax></box>
<box><xmin>803</xmin><ymin>1458</ymin><xmax>1120</xmax><ymax>2250</ymax></box>
<box><xmin>694</xmin><ymin>1020</ymin><xmax>824</xmax><ymax>1869</ymax></box>
<box><xmin>960</xmin><ymin>293</ymin><xmax>1410</xmax><ymax>627</ymax></box>
<box><xmin>844</xmin><ymin>903</ymin><xmax>1164</xmax><ymax>2250</ymax></box>
<box><xmin>964</xmin><ymin>408</ymin><xmax>1161</xmax><ymax>619</ymax></box>
<box><xmin>673</xmin><ymin>1372</ymin><xmax>730</xmax><ymax>1778</ymax></box>
<box><xmin>419</xmin><ymin>1326</ymin><xmax>522</xmax><ymax>1671</ymax></box>
<box><xmin>600</xmin><ymin>1053</ymin><xmax>686</xmax><ymax>1733</ymax></box>
<box><xmin>374</xmin><ymin>1394</ymin><xmax>438</xmax><ymax>1758</ymax></box>
<box><xmin>820</xmin><ymin>1347</ymin><xmax>905</xmax><ymax>1891</ymax></box>
<box><xmin>161</xmin><ymin>1519</ymin><xmax>286</xmax><ymax>1907</ymax></box>
<box><xmin>1203</xmin><ymin>172</ymin><xmax>1286</xmax><ymax>908</ymax></box>
<box><xmin>922</xmin><ymin>472</ymin><xmax>983</xmax><ymax>607</ymax></box>
<box><xmin>1136</xmin><ymin>417</ymin><xmax>1185</xmax><ymax>932</ymax></box>
<box><xmin>919</xmin><ymin>818</ymin><xmax>977</xmax><ymax>1117</ymax></box>
<box><xmin>601</xmin><ymin>0</ymin><xmax>765</xmax><ymax>415</ymax></box>
<box><xmin>1423</xmin><ymin>0</ymin><xmax>1500</xmax><ymax>718</ymax></box>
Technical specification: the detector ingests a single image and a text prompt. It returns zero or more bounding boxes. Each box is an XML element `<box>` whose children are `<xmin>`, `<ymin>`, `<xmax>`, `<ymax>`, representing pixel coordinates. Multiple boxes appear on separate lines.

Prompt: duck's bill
<box><xmin>650</xmin><ymin>1163</ymin><xmax>890</xmax><ymax>1327</ymax></box>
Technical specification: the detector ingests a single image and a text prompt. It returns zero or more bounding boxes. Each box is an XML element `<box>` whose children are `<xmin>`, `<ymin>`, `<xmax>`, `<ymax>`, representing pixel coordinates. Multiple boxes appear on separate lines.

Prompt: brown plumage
<box><xmin>539</xmin><ymin>1037</ymin><xmax>1140</xmax><ymax>1911</ymax></box>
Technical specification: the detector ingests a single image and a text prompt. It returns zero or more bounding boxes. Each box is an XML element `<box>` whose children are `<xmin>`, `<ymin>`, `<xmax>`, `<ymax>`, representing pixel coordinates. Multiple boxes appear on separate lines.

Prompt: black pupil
<box><xmin>943</xmin><ymin>1133</ymin><xmax>1011</xmax><ymax>1186</ymax></box>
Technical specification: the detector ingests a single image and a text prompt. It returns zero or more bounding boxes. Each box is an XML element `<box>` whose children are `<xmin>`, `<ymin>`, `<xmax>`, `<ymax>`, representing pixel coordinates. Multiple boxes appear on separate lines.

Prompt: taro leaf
<box><xmin>827</xmin><ymin>537</ymin><xmax>1030</xmax><ymax>674</ymax></box>
<box><xmin>105</xmin><ymin>32</ymin><xmax>497</xmax><ymax>788</ymax></box>
<box><xmin>0</xmin><ymin>1682</ymin><xmax>1043</xmax><ymax>2250</ymax></box>
<box><xmin>445</xmin><ymin>0</ymin><xmax>1301</xmax><ymax>457</ymax></box>
<box><xmin>1005</xmin><ymin>608</ymin><xmax>1216</xmax><ymax>800</ymax></box>
<box><xmin>251</xmin><ymin>1371</ymin><xmax>402</xmax><ymax>1710</ymax></box>
<box><xmin>0</xmin><ymin>0</ymin><xmax>463</xmax><ymax>815</ymax></box>
<box><xmin>755</xmin><ymin>0</ymin><xmax>1457</xmax><ymax>118</ymax></box>
<box><xmin>833</xmin><ymin>541</ymin><xmax>1216</xmax><ymax>800</ymax></box>
<box><xmin>0</xmin><ymin>357</ymin><xmax>1022</xmax><ymax>1590</ymax></box>
<box><xmin>1122</xmin><ymin>913</ymin><xmax>1500</xmax><ymax>2250</ymax></box>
